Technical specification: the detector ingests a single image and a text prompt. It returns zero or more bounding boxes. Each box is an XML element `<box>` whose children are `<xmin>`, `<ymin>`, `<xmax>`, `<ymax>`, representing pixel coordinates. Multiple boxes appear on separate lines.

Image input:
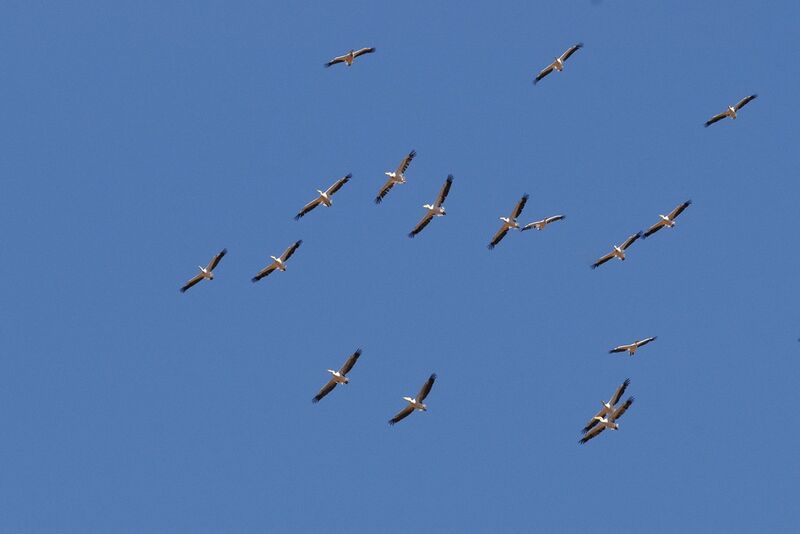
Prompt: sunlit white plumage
<box><xmin>609</xmin><ymin>336</ymin><xmax>657</xmax><ymax>356</ymax></box>
<box><xmin>643</xmin><ymin>200</ymin><xmax>691</xmax><ymax>238</ymax></box>
<box><xmin>324</xmin><ymin>47</ymin><xmax>376</xmax><ymax>68</ymax></box>
<box><xmin>251</xmin><ymin>240</ymin><xmax>302</xmax><ymax>283</ymax></box>
<box><xmin>376</xmin><ymin>150</ymin><xmax>416</xmax><ymax>204</ymax></box>
<box><xmin>591</xmin><ymin>231</ymin><xmax>643</xmax><ymax>269</ymax></box>
<box><xmin>704</xmin><ymin>94</ymin><xmax>757</xmax><ymax>127</ymax></box>
<box><xmin>180</xmin><ymin>248</ymin><xmax>227</xmax><ymax>293</ymax></box>
<box><xmin>295</xmin><ymin>174</ymin><xmax>352</xmax><ymax>220</ymax></box>
<box><xmin>488</xmin><ymin>194</ymin><xmax>529</xmax><ymax>249</ymax></box>
<box><xmin>388</xmin><ymin>373</ymin><xmax>437</xmax><ymax>426</ymax></box>
<box><xmin>408</xmin><ymin>175</ymin><xmax>453</xmax><ymax>238</ymax></box>
<box><xmin>534</xmin><ymin>43</ymin><xmax>583</xmax><ymax>85</ymax></box>
<box><xmin>312</xmin><ymin>349</ymin><xmax>362</xmax><ymax>403</ymax></box>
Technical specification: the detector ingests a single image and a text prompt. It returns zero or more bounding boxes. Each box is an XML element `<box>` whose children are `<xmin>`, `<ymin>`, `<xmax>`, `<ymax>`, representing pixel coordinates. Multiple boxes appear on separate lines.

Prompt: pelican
<box><xmin>409</xmin><ymin>175</ymin><xmax>453</xmax><ymax>238</ymax></box>
<box><xmin>295</xmin><ymin>174</ymin><xmax>352</xmax><ymax>220</ymax></box>
<box><xmin>312</xmin><ymin>348</ymin><xmax>362</xmax><ymax>403</ymax></box>
<box><xmin>324</xmin><ymin>47</ymin><xmax>376</xmax><ymax>68</ymax></box>
<box><xmin>180</xmin><ymin>248</ymin><xmax>227</xmax><ymax>293</ymax></box>
<box><xmin>534</xmin><ymin>43</ymin><xmax>583</xmax><ymax>85</ymax></box>
<box><xmin>609</xmin><ymin>336</ymin><xmax>656</xmax><ymax>356</ymax></box>
<box><xmin>704</xmin><ymin>94</ymin><xmax>758</xmax><ymax>127</ymax></box>
<box><xmin>582</xmin><ymin>379</ymin><xmax>631</xmax><ymax>434</ymax></box>
<box><xmin>643</xmin><ymin>200</ymin><xmax>691</xmax><ymax>238</ymax></box>
<box><xmin>590</xmin><ymin>231</ymin><xmax>643</xmax><ymax>269</ymax></box>
<box><xmin>521</xmin><ymin>214</ymin><xmax>565</xmax><ymax>232</ymax></box>
<box><xmin>488</xmin><ymin>194</ymin><xmax>529</xmax><ymax>249</ymax></box>
<box><xmin>580</xmin><ymin>397</ymin><xmax>634</xmax><ymax>445</ymax></box>
<box><xmin>388</xmin><ymin>373</ymin><xmax>437</xmax><ymax>426</ymax></box>
<box><xmin>251</xmin><ymin>240</ymin><xmax>302</xmax><ymax>283</ymax></box>
<box><xmin>376</xmin><ymin>150</ymin><xmax>416</xmax><ymax>204</ymax></box>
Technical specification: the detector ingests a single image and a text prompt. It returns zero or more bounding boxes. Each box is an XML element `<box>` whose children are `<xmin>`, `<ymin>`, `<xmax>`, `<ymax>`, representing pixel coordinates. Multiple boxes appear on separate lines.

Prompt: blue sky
<box><xmin>1</xmin><ymin>1</ymin><xmax>799</xmax><ymax>531</ymax></box>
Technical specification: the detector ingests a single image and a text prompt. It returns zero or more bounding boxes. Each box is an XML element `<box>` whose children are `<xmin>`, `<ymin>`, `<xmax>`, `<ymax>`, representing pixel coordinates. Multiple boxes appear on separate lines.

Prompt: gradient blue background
<box><xmin>2</xmin><ymin>1</ymin><xmax>798</xmax><ymax>532</ymax></box>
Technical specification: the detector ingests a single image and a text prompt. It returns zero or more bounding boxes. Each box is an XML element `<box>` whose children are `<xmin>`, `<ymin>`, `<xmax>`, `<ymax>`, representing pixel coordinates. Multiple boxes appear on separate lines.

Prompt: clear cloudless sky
<box><xmin>1</xmin><ymin>1</ymin><xmax>799</xmax><ymax>532</ymax></box>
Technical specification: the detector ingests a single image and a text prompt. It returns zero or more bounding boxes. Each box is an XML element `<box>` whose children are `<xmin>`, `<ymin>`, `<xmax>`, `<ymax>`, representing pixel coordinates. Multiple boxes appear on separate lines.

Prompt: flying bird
<box><xmin>488</xmin><ymin>194</ymin><xmax>529</xmax><ymax>249</ymax></box>
<box><xmin>324</xmin><ymin>47</ymin><xmax>376</xmax><ymax>68</ymax></box>
<box><xmin>180</xmin><ymin>248</ymin><xmax>227</xmax><ymax>293</ymax></box>
<box><xmin>409</xmin><ymin>175</ymin><xmax>453</xmax><ymax>238</ymax></box>
<box><xmin>521</xmin><ymin>214</ymin><xmax>565</xmax><ymax>232</ymax></box>
<box><xmin>580</xmin><ymin>397</ymin><xmax>634</xmax><ymax>445</ymax></box>
<box><xmin>591</xmin><ymin>231</ymin><xmax>643</xmax><ymax>269</ymax></box>
<box><xmin>388</xmin><ymin>373</ymin><xmax>437</xmax><ymax>426</ymax></box>
<box><xmin>534</xmin><ymin>43</ymin><xmax>583</xmax><ymax>84</ymax></box>
<box><xmin>376</xmin><ymin>150</ymin><xmax>416</xmax><ymax>204</ymax></box>
<box><xmin>582</xmin><ymin>378</ymin><xmax>631</xmax><ymax>434</ymax></box>
<box><xmin>295</xmin><ymin>174</ymin><xmax>352</xmax><ymax>220</ymax></box>
<box><xmin>643</xmin><ymin>200</ymin><xmax>691</xmax><ymax>238</ymax></box>
<box><xmin>312</xmin><ymin>348</ymin><xmax>362</xmax><ymax>403</ymax></box>
<box><xmin>609</xmin><ymin>336</ymin><xmax>657</xmax><ymax>356</ymax></box>
<box><xmin>251</xmin><ymin>240</ymin><xmax>302</xmax><ymax>283</ymax></box>
<box><xmin>704</xmin><ymin>95</ymin><xmax>758</xmax><ymax>127</ymax></box>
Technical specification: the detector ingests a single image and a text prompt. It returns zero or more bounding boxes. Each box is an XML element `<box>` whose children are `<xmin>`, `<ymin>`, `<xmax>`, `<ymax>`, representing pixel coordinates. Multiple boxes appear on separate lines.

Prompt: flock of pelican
<box><xmin>178</xmin><ymin>42</ymin><xmax>758</xmax><ymax>438</ymax></box>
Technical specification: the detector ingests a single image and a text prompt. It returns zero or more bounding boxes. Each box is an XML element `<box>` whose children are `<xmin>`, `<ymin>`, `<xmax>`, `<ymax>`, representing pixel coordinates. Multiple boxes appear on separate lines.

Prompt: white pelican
<box><xmin>534</xmin><ymin>43</ymin><xmax>583</xmax><ymax>85</ymax></box>
<box><xmin>180</xmin><ymin>248</ymin><xmax>227</xmax><ymax>293</ymax></box>
<box><xmin>521</xmin><ymin>214</ymin><xmax>565</xmax><ymax>232</ymax></box>
<box><xmin>375</xmin><ymin>150</ymin><xmax>416</xmax><ymax>204</ymax></box>
<box><xmin>590</xmin><ymin>231</ymin><xmax>643</xmax><ymax>269</ymax></box>
<box><xmin>488</xmin><ymin>194</ymin><xmax>529</xmax><ymax>249</ymax></box>
<box><xmin>580</xmin><ymin>397</ymin><xmax>634</xmax><ymax>445</ymax></box>
<box><xmin>388</xmin><ymin>373</ymin><xmax>437</xmax><ymax>426</ymax></box>
<box><xmin>251</xmin><ymin>240</ymin><xmax>302</xmax><ymax>283</ymax></box>
<box><xmin>295</xmin><ymin>174</ymin><xmax>352</xmax><ymax>220</ymax></box>
<box><xmin>312</xmin><ymin>348</ymin><xmax>362</xmax><ymax>403</ymax></box>
<box><xmin>324</xmin><ymin>47</ymin><xmax>376</xmax><ymax>68</ymax></box>
<box><xmin>409</xmin><ymin>175</ymin><xmax>453</xmax><ymax>238</ymax></box>
<box><xmin>643</xmin><ymin>200</ymin><xmax>691</xmax><ymax>238</ymax></box>
<box><xmin>582</xmin><ymin>378</ymin><xmax>631</xmax><ymax>434</ymax></box>
<box><xmin>705</xmin><ymin>94</ymin><xmax>757</xmax><ymax>127</ymax></box>
<box><xmin>609</xmin><ymin>336</ymin><xmax>656</xmax><ymax>356</ymax></box>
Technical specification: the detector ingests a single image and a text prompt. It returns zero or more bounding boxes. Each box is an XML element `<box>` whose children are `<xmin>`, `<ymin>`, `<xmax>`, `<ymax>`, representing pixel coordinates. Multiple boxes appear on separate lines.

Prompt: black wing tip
<box><xmin>324</xmin><ymin>62</ymin><xmax>333</xmax><ymax>68</ymax></box>
<box><xmin>354</xmin><ymin>348</ymin><xmax>363</xmax><ymax>356</ymax></box>
<box><xmin>429</xmin><ymin>373</ymin><xmax>437</xmax><ymax>382</ymax></box>
<box><xmin>576</xmin><ymin>42</ymin><xmax>584</xmax><ymax>48</ymax></box>
<box><xmin>219</xmin><ymin>248</ymin><xmax>228</xmax><ymax>256</ymax></box>
<box><xmin>623</xmin><ymin>378</ymin><xmax>631</xmax><ymax>385</ymax></box>
<box><xmin>179</xmin><ymin>287</ymin><xmax>188</xmax><ymax>293</ymax></box>
<box><xmin>251</xmin><ymin>277</ymin><xmax>259</xmax><ymax>283</ymax></box>
<box><xmin>487</xmin><ymin>243</ymin><xmax>495</xmax><ymax>250</ymax></box>
<box><xmin>374</xmin><ymin>197</ymin><xmax>383</xmax><ymax>204</ymax></box>
<box><xmin>522</xmin><ymin>193</ymin><xmax>530</xmax><ymax>200</ymax></box>
<box><xmin>294</xmin><ymin>214</ymin><xmax>302</xmax><ymax>221</ymax></box>
<box><xmin>295</xmin><ymin>239</ymin><xmax>303</xmax><ymax>247</ymax></box>
<box><xmin>344</xmin><ymin>173</ymin><xmax>353</xmax><ymax>180</ymax></box>
<box><xmin>312</xmin><ymin>397</ymin><xmax>321</xmax><ymax>404</ymax></box>
<box><xmin>591</xmin><ymin>263</ymin><xmax>599</xmax><ymax>269</ymax></box>
<box><xmin>684</xmin><ymin>199</ymin><xmax>692</xmax><ymax>206</ymax></box>
<box><xmin>408</xmin><ymin>232</ymin><xmax>416</xmax><ymax>238</ymax></box>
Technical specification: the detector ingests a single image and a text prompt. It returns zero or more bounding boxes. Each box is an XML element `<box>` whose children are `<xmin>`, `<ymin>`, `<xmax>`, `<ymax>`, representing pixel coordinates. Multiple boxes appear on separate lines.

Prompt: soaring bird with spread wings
<box><xmin>488</xmin><ymin>194</ymin><xmax>529</xmax><ymax>249</ymax></box>
<box><xmin>591</xmin><ymin>231</ymin><xmax>643</xmax><ymax>269</ymax></box>
<box><xmin>409</xmin><ymin>175</ymin><xmax>453</xmax><ymax>238</ymax></box>
<box><xmin>376</xmin><ymin>150</ymin><xmax>416</xmax><ymax>204</ymax></box>
<box><xmin>643</xmin><ymin>200</ymin><xmax>691</xmax><ymax>238</ymax></box>
<box><xmin>180</xmin><ymin>249</ymin><xmax>227</xmax><ymax>293</ymax></box>
<box><xmin>389</xmin><ymin>373</ymin><xmax>437</xmax><ymax>426</ymax></box>
<box><xmin>534</xmin><ymin>43</ymin><xmax>583</xmax><ymax>85</ymax></box>
<box><xmin>295</xmin><ymin>174</ymin><xmax>352</xmax><ymax>220</ymax></box>
<box><xmin>521</xmin><ymin>214</ymin><xmax>565</xmax><ymax>232</ymax></box>
<box><xmin>609</xmin><ymin>337</ymin><xmax>657</xmax><ymax>356</ymax></box>
<box><xmin>251</xmin><ymin>240</ymin><xmax>302</xmax><ymax>283</ymax></box>
<box><xmin>312</xmin><ymin>349</ymin><xmax>362</xmax><ymax>403</ymax></box>
<box><xmin>324</xmin><ymin>47</ymin><xmax>376</xmax><ymax>68</ymax></box>
<box><xmin>704</xmin><ymin>95</ymin><xmax>758</xmax><ymax>127</ymax></box>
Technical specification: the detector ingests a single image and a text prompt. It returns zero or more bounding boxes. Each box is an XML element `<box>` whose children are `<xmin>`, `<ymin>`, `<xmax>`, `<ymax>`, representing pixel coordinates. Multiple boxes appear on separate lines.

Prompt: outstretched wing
<box><xmin>324</xmin><ymin>55</ymin><xmax>347</xmax><ymax>68</ymax></box>
<box><xmin>417</xmin><ymin>373</ymin><xmax>437</xmax><ymax>401</ymax></box>
<box><xmin>435</xmin><ymin>175</ymin><xmax>453</xmax><ymax>207</ymax></box>
<box><xmin>621</xmin><ymin>231</ymin><xmax>643</xmax><ymax>250</ymax></box>
<box><xmin>545</xmin><ymin>215</ymin><xmax>565</xmax><ymax>224</ymax></box>
<box><xmin>643</xmin><ymin>220</ymin><xmax>666</xmax><ymax>238</ymax></box>
<box><xmin>180</xmin><ymin>273</ymin><xmax>204</xmax><ymax>293</ymax></box>
<box><xmin>511</xmin><ymin>194</ymin><xmax>529</xmax><ymax>219</ymax></box>
<box><xmin>734</xmin><ymin>94</ymin><xmax>757</xmax><ymax>111</ymax></box>
<box><xmin>488</xmin><ymin>226</ymin><xmax>509</xmax><ymax>249</ymax></box>
<box><xmin>388</xmin><ymin>405</ymin><xmax>415</xmax><ymax>426</ymax></box>
<box><xmin>704</xmin><ymin>112</ymin><xmax>727</xmax><ymax>127</ymax></box>
<box><xmin>609</xmin><ymin>344</ymin><xmax>630</xmax><ymax>354</ymax></box>
<box><xmin>395</xmin><ymin>150</ymin><xmax>417</xmax><ymax>175</ymax></box>
<box><xmin>353</xmin><ymin>47</ymin><xmax>376</xmax><ymax>59</ymax></box>
<box><xmin>668</xmin><ymin>200</ymin><xmax>691</xmax><ymax>220</ymax></box>
<box><xmin>635</xmin><ymin>336</ymin><xmax>656</xmax><ymax>348</ymax></box>
<box><xmin>206</xmin><ymin>248</ymin><xmax>228</xmax><ymax>271</ymax></box>
<box><xmin>534</xmin><ymin>64</ymin><xmax>554</xmax><ymax>84</ymax></box>
<box><xmin>409</xmin><ymin>213</ymin><xmax>434</xmax><ymax>238</ymax></box>
<box><xmin>591</xmin><ymin>252</ymin><xmax>615</xmax><ymax>269</ymax></box>
<box><xmin>375</xmin><ymin>178</ymin><xmax>396</xmax><ymax>204</ymax></box>
<box><xmin>295</xmin><ymin>198</ymin><xmax>323</xmax><ymax>220</ymax></box>
<box><xmin>339</xmin><ymin>348</ymin><xmax>362</xmax><ymax>375</ymax></box>
<box><xmin>612</xmin><ymin>397</ymin><xmax>634</xmax><ymax>421</ymax></box>
<box><xmin>610</xmin><ymin>378</ymin><xmax>631</xmax><ymax>406</ymax></box>
<box><xmin>560</xmin><ymin>43</ymin><xmax>583</xmax><ymax>62</ymax></box>
<box><xmin>579</xmin><ymin>424</ymin><xmax>606</xmax><ymax>444</ymax></box>
<box><xmin>520</xmin><ymin>221</ymin><xmax>540</xmax><ymax>232</ymax></box>
<box><xmin>326</xmin><ymin>174</ymin><xmax>352</xmax><ymax>196</ymax></box>
<box><xmin>251</xmin><ymin>263</ymin><xmax>277</xmax><ymax>283</ymax></box>
<box><xmin>280</xmin><ymin>240</ymin><xmax>303</xmax><ymax>262</ymax></box>
<box><xmin>312</xmin><ymin>380</ymin><xmax>338</xmax><ymax>403</ymax></box>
